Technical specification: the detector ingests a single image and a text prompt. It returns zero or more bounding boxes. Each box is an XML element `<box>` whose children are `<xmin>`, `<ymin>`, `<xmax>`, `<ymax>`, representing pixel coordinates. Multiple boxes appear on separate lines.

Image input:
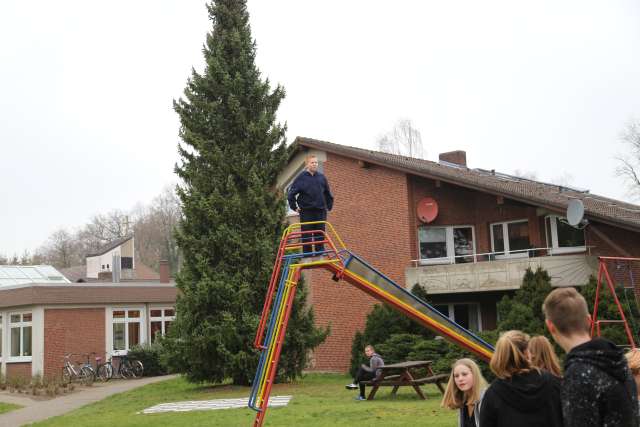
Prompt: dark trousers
<box><xmin>300</xmin><ymin>208</ymin><xmax>327</xmax><ymax>256</ymax></box>
<box><xmin>355</xmin><ymin>367</ymin><xmax>375</xmax><ymax>398</ymax></box>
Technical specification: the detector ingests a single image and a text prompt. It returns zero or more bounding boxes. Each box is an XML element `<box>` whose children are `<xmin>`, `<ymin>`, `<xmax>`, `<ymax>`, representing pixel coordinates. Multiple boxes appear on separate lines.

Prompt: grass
<box><xmin>0</xmin><ymin>402</ymin><xmax>22</xmax><ymax>415</ymax></box>
<box><xmin>31</xmin><ymin>374</ymin><xmax>457</xmax><ymax>426</ymax></box>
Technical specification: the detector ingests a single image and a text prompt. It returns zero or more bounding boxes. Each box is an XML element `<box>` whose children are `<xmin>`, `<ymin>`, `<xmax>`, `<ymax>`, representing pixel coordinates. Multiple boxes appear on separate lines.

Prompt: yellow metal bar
<box><xmin>256</xmin><ymin>267</ymin><xmax>298</xmax><ymax>406</ymax></box>
<box><xmin>284</xmin><ymin>221</ymin><xmax>347</xmax><ymax>251</ymax></box>
<box><xmin>343</xmin><ymin>269</ymin><xmax>493</xmax><ymax>360</ymax></box>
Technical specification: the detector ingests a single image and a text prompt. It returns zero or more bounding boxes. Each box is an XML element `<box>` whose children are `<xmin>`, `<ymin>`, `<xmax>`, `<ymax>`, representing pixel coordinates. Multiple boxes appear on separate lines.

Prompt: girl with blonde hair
<box><xmin>528</xmin><ymin>335</ymin><xmax>562</xmax><ymax>377</ymax></box>
<box><xmin>441</xmin><ymin>358</ymin><xmax>488</xmax><ymax>427</ymax></box>
<box><xmin>480</xmin><ymin>330</ymin><xmax>562</xmax><ymax>427</ymax></box>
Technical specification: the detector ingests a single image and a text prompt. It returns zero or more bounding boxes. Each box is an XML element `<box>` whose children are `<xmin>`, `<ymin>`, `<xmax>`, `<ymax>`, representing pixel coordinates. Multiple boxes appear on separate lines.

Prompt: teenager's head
<box><xmin>625</xmin><ymin>348</ymin><xmax>640</xmax><ymax>394</ymax></box>
<box><xmin>528</xmin><ymin>335</ymin><xmax>562</xmax><ymax>377</ymax></box>
<box><xmin>543</xmin><ymin>287</ymin><xmax>591</xmax><ymax>345</ymax></box>
<box><xmin>441</xmin><ymin>358</ymin><xmax>487</xmax><ymax>409</ymax></box>
<box><xmin>305</xmin><ymin>154</ymin><xmax>319</xmax><ymax>174</ymax></box>
<box><xmin>364</xmin><ymin>345</ymin><xmax>375</xmax><ymax>358</ymax></box>
<box><xmin>490</xmin><ymin>330</ymin><xmax>534</xmax><ymax>380</ymax></box>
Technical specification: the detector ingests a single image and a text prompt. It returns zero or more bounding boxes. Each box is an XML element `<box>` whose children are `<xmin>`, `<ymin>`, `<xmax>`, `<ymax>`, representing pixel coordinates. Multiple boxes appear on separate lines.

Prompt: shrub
<box><xmin>128</xmin><ymin>342</ymin><xmax>169</xmax><ymax>376</ymax></box>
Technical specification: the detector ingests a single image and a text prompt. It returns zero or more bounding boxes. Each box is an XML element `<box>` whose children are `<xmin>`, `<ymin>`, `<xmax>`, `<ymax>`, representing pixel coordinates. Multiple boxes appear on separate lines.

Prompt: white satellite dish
<box><xmin>567</xmin><ymin>199</ymin><xmax>585</xmax><ymax>226</ymax></box>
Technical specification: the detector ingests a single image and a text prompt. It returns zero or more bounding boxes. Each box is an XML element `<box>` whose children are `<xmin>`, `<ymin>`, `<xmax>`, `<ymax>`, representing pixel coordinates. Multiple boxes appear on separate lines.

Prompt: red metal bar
<box><xmin>598</xmin><ymin>256</ymin><xmax>640</xmax><ymax>262</ymax></box>
<box><xmin>591</xmin><ymin>262</ymin><xmax>604</xmax><ymax>337</ymax></box>
<box><xmin>601</xmin><ymin>262</ymin><xmax>636</xmax><ymax>347</ymax></box>
<box><xmin>253</xmin><ymin>268</ymin><xmax>301</xmax><ymax>427</ymax></box>
<box><xmin>320</xmin><ymin>263</ymin><xmax>492</xmax><ymax>361</ymax></box>
<box><xmin>254</xmin><ymin>236</ymin><xmax>289</xmax><ymax>349</ymax></box>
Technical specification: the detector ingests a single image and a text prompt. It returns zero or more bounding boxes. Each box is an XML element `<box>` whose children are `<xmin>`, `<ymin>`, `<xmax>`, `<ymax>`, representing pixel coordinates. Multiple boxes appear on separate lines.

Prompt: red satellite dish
<box><xmin>417</xmin><ymin>197</ymin><xmax>438</xmax><ymax>223</ymax></box>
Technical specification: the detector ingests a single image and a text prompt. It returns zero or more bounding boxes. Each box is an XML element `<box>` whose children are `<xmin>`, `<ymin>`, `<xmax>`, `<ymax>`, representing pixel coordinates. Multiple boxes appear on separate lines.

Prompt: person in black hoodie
<box><xmin>480</xmin><ymin>330</ymin><xmax>563</xmax><ymax>427</ymax></box>
<box><xmin>543</xmin><ymin>287</ymin><xmax>639</xmax><ymax>427</ymax></box>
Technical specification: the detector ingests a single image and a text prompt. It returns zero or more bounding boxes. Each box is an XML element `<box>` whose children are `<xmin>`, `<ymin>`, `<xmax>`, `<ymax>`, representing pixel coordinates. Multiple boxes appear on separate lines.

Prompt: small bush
<box><xmin>128</xmin><ymin>342</ymin><xmax>169</xmax><ymax>376</ymax></box>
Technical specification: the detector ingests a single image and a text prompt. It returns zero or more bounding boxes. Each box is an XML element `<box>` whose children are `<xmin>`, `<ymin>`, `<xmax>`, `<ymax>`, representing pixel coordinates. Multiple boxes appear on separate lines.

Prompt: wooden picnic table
<box><xmin>360</xmin><ymin>360</ymin><xmax>448</xmax><ymax>401</ymax></box>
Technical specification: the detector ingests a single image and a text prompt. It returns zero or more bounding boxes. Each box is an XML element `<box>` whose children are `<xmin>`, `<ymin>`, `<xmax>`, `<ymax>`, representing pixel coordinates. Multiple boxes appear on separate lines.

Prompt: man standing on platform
<box><xmin>287</xmin><ymin>154</ymin><xmax>334</xmax><ymax>258</ymax></box>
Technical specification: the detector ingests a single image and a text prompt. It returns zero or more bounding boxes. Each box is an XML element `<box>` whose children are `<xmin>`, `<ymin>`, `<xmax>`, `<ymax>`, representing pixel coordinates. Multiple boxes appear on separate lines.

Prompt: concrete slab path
<box><xmin>0</xmin><ymin>375</ymin><xmax>178</xmax><ymax>427</ymax></box>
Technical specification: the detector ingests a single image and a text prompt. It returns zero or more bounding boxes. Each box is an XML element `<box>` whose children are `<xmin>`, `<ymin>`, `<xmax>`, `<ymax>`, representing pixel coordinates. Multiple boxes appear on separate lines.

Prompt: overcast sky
<box><xmin>1</xmin><ymin>0</ymin><xmax>640</xmax><ymax>257</ymax></box>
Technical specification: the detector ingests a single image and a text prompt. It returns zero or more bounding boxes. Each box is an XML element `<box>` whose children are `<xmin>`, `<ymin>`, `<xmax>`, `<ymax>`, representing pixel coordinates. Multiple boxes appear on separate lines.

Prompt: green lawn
<box><xmin>0</xmin><ymin>402</ymin><xmax>21</xmax><ymax>415</ymax></box>
<box><xmin>32</xmin><ymin>374</ymin><xmax>457</xmax><ymax>426</ymax></box>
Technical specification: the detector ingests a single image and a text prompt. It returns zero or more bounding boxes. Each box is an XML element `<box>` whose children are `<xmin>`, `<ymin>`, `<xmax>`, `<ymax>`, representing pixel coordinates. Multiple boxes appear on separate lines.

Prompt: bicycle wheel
<box><xmin>62</xmin><ymin>367</ymin><xmax>72</xmax><ymax>384</ymax></box>
<box><xmin>96</xmin><ymin>363</ymin><xmax>113</xmax><ymax>382</ymax></box>
<box><xmin>131</xmin><ymin>360</ymin><xmax>144</xmax><ymax>378</ymax></box>
<box><xmin>79</xmin><ymin>366</ymin><xmax>95</xmax><ymax>385</ymax></box>
<box><xmin>119</xmin><ymin>361</ymin><xmax>134</xmax><ymax>379</ymax></box>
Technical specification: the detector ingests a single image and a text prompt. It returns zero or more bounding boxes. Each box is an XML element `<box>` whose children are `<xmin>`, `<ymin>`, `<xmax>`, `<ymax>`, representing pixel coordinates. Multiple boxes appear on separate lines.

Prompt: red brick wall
<box><xmin>44</xmin><ymin>308</ymin><xmax>105</xmax><ymax>378</ymax></box>
<box><xmin>6</xmin><ymin>362</ymin><xmax>31</xmax><ymax>380</ymax></box>
<box><xmin>307</xmin><ymin>153</ymin><xmax>413</xmax><ymax>371</ymax></box>
<box><xmin>409</xmin><ymin>176</ymin><xmax>536</xmax><ymax>257</ymax></box>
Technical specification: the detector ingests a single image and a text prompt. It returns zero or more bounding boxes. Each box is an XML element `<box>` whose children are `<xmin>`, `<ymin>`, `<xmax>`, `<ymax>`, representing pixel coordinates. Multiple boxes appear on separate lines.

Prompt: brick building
<box><xmin>280</xmin><ymin>137</ymin><xmax>640</xmax><ymax>372</ymax></box>
<box><xmin>0</xmin><ymin>262</ymin><xmax>176</xmax><ymax>379</ymax></box>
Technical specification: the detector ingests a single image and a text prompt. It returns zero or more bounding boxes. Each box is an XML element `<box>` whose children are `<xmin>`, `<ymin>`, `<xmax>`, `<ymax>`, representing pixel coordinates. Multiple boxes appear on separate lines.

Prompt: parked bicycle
<box><xmin>96</xmin><ymin>353</ymin><xmax>144</xmax><ymax>380</ymax></box>
<box><xmin>94</xmin><ymin>352</ymin><xmax>113</xmax><ymax>382</ymax></box>
<box><xmin>62</xmin><ymin>353</ymin><xmax>95</xmax><ymax>385</ymax></box>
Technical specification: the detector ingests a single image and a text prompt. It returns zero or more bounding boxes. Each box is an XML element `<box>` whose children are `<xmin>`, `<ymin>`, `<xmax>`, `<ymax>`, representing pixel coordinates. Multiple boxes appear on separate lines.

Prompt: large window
<box><xmin>433</xmin><ymin>303</ymin><xmax>481</xmax><ymax>331</ymax></box>
<box><xmin>150</xmin><ymin>308</ymin><xmax>175</xmax><ymax>343</ymax></box>
<box><xmin>419</xmin><ymin>226</ymin><xmax>475</xmax><ymax>264</ymax></box>
<box><xmin>112</xmin><ymin>309</ymin><xmax>142</xmax><ymax>354</ymax></box>
<box><xmin>491</xmin><ymin>220</ymin><xmax>530</xmax><ymax>258</ymax></box>
<box><xmin>9</xmin><ymin>312</ymin><xmax>32</xmax><ymax>359</ymax></box>
<box><xmin>545</xmin><ymin>215</ymin><xmax>586</xmax><ymax>254</ymax></box>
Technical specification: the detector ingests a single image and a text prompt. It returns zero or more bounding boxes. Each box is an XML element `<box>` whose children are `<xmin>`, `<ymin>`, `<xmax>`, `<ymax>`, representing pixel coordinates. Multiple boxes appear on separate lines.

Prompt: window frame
<box><xmin>8</xmin><ymin>311</ymin><xmax>32</xmax><ymax>362</ymax></box>
<box><xmin>545</xmin><ymin>215</ymin><xmax>586</xmax><ymax>254</ymax></box>
<box><xmin>432</xmin><ymin>303</ymin><xmax>483</xmax><ymax>331</ymax></box>
<box><xmin>111</xmin><ymin>308</ymin><xmax>144</xmax><ymax>356</ymax></box>
<box><xmin>418</xmin><ymin>225</ymin><xmax>476</xmax><ymax>265</ymax></box>
<box><xmin>149</xmin><ymin>307</ymin><xmax>176</xmax><ymax>343</ymax></box>
<box><xmin>489</xmin><ymin>219</ymin><xmax>530</xmax><ymax>259</ymax></box>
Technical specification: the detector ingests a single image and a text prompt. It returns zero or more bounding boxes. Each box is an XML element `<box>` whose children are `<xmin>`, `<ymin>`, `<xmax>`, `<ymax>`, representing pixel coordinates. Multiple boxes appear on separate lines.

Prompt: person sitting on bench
<box><xmin>346</xmin><ymin>345</ymin><xmax>384</xmax><ymax>400</ymax></box>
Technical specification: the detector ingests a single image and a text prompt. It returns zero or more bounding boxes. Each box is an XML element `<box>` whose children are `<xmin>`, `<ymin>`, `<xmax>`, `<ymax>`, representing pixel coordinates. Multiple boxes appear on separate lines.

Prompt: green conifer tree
<box><xmin>164</xmin><ymin>0</ymin><xmax>326</xmax><ymax>384</ymax></box>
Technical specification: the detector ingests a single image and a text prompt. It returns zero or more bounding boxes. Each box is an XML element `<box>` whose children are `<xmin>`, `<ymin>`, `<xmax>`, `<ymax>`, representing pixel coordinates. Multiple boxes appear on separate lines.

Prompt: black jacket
<box><xmin>562</xmin><ymin>338</ymin><xmax>639</xmax><ymax>427</ymax></box>
<box><xmin>479</xmin><ymin>370</ymin><xmax>562</xmax><ymax>427</ymax></box>
<box><xmin>287</xmin><ymin>170</ymin><xmax>333</xmax><ymax>212</ymax></box>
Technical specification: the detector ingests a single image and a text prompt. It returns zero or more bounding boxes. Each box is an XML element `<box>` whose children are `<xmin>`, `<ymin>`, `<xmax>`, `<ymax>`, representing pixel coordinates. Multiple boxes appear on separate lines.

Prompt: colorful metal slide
<box><xmin>249</xmin><ymin>222</ymin><xmax>494</xmax><ymax>427</ymax></box>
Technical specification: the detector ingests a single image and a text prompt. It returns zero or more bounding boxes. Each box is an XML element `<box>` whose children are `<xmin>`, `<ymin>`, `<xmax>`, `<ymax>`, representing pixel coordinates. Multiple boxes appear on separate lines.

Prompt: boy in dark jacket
<box><xmin>543</xmin><ymin>287</ymin><xmax>639</xmax><ymax>427</ymax></box>
<box><xmin>287</xmin><ymin>154</ymin><xmax>333</xmax><ymax>257</ymax></box>
<box><xmin>345</xmin><ymin>345</ymin><xmax>384</xmax><ymax>401</ymax></box>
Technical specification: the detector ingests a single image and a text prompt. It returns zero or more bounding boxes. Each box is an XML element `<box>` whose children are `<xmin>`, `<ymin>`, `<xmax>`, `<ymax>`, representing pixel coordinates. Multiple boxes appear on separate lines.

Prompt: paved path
<box><xmin>0</xmin><ymin>375</ymin><xmax>178</xmax><ymax>427</ymax></box>
<box><xmin>142</xmin><ymin>395</ymin><xmax>292</xmax><ymax>414</ymax></box>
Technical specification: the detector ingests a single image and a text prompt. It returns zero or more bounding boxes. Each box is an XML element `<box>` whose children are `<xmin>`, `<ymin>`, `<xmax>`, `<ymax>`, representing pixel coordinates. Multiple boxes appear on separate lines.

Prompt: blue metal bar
<box><xmin>344</xmin><ymin>251</ymin><xmax>495</xmax><ymax>351</ymax></box>
<box><xmin>248</xmin><ymin>259</ymin><xmax>291</xmax><ymax>410</ymax></box>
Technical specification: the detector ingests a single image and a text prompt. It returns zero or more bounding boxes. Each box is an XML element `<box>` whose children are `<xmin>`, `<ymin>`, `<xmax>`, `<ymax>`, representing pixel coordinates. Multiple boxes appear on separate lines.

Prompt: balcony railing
<box><xmin>410</xmin><ymin>246</ymin><xmax>592</xmax><ymax>268</ymax></box>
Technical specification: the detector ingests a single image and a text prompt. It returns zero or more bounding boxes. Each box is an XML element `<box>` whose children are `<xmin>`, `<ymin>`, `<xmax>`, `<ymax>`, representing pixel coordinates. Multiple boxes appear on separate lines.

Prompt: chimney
<box><xmin>159</xmin><ymin>260</ymin><xmax>170</xmax><ymax>284</ymax></box>
<box><xmin>439</xmin><ymin>150</ymin><xmax>467</xmax><ymax>167</ymax></box>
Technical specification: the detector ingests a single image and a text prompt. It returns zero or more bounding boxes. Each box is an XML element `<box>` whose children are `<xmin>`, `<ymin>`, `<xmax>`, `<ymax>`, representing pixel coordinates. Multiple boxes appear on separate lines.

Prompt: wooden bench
<box><xmin>359</xmin><ymin>361</ymin><xmax>447</xmax><ymax>400</ymax></box>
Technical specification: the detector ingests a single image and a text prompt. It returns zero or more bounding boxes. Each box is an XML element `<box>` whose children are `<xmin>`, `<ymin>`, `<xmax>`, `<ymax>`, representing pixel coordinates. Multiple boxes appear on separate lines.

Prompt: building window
<box><xmin>112</xmin><ymin>309</ymin><xmax>142</xmax><ymax>354</ymax></box>
<box><xmin>433</xmin><ymin>303</ymin><xmax>481</xmax><ymax>331</ymax></box>
<box><xmin>545</xmin><ymin>215</ymin><xmax>586</xmax><ymax>254</ymax></box>
<box><xmin>150</xmin><ymin>308</ymin><xmax>175</xmax><ymax>343</ymax></box>
<box><xmin>0</xmin><ymin>314</ymin><xmax>3</xmax><ymax>361</ymax></box>
<box><xmin>9</xmin><ymin>312</ymin><xmax>32</xmax><ymax>359</ymax></box>
<box><xmin>490</xmin><ymin>220</ymin><xmax>530</xmax><ymax>258</ymax></box>
<box><xmin>419</xmin><ymin>226</ymin><xmax>475</xmax><ymax>264</ymax></box>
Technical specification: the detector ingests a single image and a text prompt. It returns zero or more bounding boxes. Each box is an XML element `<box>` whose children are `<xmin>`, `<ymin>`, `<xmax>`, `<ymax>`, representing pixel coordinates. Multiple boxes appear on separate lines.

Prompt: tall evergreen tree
<box><xmin>165</xmin><ymin>0</ymin><xmax>326</xmax><ymax>385</ymax></box>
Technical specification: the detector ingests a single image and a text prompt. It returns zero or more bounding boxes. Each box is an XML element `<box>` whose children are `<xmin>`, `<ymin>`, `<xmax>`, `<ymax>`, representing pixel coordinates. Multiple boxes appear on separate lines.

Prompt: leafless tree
<box><xmin>41</xmin><ymin>229</ymin><xmax>81</xmax><ymax>269</ymax></box>
<box><xmin>551</xmin><ymin>173</ymin><xmax>575</xmax><ymax>187</ymax></box>
<box><xmin>513</xmin><ymin>169</ymin><xmax>538</xmax><ymax>180</ymax></box>
<box><xmin>376</xmin><ymin>119</ymin><xmax>424</xmax><ymax>158</ymax></box>
<box><xmin>616</xmin><ymin>120</ymin><xmax>640</xmax><ymax>199</ymax></box>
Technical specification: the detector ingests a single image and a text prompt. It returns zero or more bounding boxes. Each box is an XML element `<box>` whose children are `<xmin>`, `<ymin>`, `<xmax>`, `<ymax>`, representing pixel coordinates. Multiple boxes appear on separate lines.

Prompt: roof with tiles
<box><xmin>294</xmin><ymin>136</ymin><xmax>640</xmax><ymax>232</ymax></box>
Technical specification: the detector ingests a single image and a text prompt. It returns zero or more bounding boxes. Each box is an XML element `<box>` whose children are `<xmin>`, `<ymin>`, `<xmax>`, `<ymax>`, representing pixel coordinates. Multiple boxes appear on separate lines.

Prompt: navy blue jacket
<box><xmin>287</xmin><ymin>170</ymin><xmax>334</xmax><ymax>211</ymax></box>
